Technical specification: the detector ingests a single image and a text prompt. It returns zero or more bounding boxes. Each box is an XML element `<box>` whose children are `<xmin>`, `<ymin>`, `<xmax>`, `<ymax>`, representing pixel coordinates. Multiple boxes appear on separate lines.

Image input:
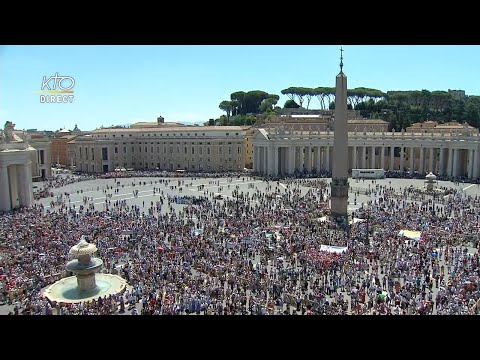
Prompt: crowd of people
<box><xmin>1</xmin><ymin>171</ymin><xmax>480</xmax><ymax>315</ymax></box>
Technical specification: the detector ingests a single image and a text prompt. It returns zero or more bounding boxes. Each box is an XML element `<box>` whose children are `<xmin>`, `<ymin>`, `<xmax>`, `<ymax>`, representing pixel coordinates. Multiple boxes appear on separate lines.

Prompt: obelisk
<box><xmin>330</xmin><ymin>47</ymin><xmax>349</xmax><ymax>220</ymax></box>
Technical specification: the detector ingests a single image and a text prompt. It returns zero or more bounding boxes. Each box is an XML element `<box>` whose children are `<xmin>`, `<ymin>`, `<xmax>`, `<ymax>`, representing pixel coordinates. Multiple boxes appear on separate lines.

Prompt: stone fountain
<box><xmin>424</xmin><ymin>172</ymin><xmax>437</xmax><ymax>192</ymax></box>
<box><xmin>66</xmin><ymin>236</ymin><xmax>103</xmax><ymax>291</ymax></box>
<box><xmin>42</xmin><ymin>236</ymin><xmax>128</xmax><ymax>304</ymax></box>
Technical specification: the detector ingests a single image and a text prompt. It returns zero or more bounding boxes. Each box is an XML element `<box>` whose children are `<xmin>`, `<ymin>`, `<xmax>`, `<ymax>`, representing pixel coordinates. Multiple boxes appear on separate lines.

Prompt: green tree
<box><xmin>284</xmin><ymin>99</ymin><xmax>300</xmax><ymax>108</ymax></box>
<box><xmin>259</xmin><ymin>98</ymin><xmax>278</xmax><ymax>113</ymax></box>
<box><xmin>465</xmin><ymin>101</ymin><xmax>480</xmax><ymax>127</ymax></box>
<box><xmin>219</xmin><ymin>101</ymin><xmax>233</xmax><ymax>123</ymax></box>
<box><xmin>230</xmin><ymin>91</ymin><xmax>247</xmax><ymax>115</ymax></box>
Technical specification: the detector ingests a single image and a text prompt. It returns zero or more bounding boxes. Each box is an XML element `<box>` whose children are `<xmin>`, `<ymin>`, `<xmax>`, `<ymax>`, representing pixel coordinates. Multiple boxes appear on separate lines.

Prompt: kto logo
<box><xmin>37</xmin><ymin>73</ymin><xmax>75</xmax><ymax>103</ymax></box>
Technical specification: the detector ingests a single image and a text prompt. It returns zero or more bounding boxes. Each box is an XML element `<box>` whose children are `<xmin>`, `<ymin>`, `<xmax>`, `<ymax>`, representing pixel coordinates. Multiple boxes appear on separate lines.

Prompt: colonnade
<box><xmin>254</xmin><ymin>144</ymin><xmax>480</xmax><ymax>179</ymax></box>
<box><xmin>0</xmin><ymin>162</ymin><xmax>33</xmax><ymax>212</ymax></box>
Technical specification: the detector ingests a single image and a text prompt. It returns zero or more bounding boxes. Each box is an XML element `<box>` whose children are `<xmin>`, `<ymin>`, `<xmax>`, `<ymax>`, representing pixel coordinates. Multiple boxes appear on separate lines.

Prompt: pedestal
<box><xmin>76</xmin><ymin>273</ymin><xmax>97</xmax><ymax>291</ymax></box>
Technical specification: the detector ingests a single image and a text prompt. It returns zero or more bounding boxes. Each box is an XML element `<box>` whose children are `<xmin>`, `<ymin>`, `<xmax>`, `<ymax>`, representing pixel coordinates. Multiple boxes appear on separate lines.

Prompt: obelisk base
<box><xmin>330</xmin><ymin>183</ymin><xmax>348</xmax><ymax>220</ymax></box>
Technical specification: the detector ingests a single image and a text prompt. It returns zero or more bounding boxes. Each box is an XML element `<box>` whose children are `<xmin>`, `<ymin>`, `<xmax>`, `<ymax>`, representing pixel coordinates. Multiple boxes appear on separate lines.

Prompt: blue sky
<box><xmin>1</xmin><ymin>45</ymin><xmax>479</xmax><ymax>131</ymax></box>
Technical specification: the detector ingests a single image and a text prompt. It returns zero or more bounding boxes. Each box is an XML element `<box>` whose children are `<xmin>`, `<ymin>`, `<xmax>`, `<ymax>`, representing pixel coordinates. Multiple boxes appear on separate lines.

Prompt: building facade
<box><xmin>29</xmin><ymin>134</ymin><xmax>52</xmax><ymax>179</ymax></box>
<box><xmin>69</xmin><ymin>126</ymin><xmax>247</xmax><ymax>173</ymax></box>
<box><xmin>242</xmin><ymin>126</ymin><xmax>254</xmax><ymax>169</ymax></box>
<box><xmin>51</xmin><ymin>135</ymin><xmax>78</xmax><ymax>166</ymax></box>
<box><xmin>253</xmin><ymin>121</ymin><xmax>480</xmax><ymax>179</ymax></box>
<box><xmin>0</xmin><ymin>122</ymin><xmax>35</xmax><ymax>212</ymax></box>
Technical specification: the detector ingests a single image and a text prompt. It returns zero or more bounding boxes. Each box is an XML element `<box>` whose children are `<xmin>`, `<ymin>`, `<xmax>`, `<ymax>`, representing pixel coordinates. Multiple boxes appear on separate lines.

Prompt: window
<box><xmin>145</xmin><ymin>146</ymin><xmax>148</xmax><ymax>153</ymax></box>
<box><xmin>132</xmin><ymin>147</ymin><xmax>135</xmax><ymax>153</ymax></box>
<box><xmin>139</xmin><ymin>146</ymin><xmax>142</xmax><ymax>153</ymax></box>
<box><xmin>185</xmin><ymin>146</ymin><xmax>187</xmax><ymax>154</ymax></box>
<box><xmin>123</xmin><ymin>147</ymin><xmax>126</xmax><ymax>154</ymax></box>
<box><xmin>192</xmin><ymin>147</ymin><xmax>195</xmax><ymax>154</ymax></box>
<box><xmin>238</xmin><ymin>147</ymin><xmax>241</xmax><ymax>154</ymax></box>
<box><xmin>115</xmin><ymin>147</ymin><xmax>118</xmax><ymax>154</ymax></box>
<box><xmin>207</xmin><ymin>147</ymin><xmax>210</xmax><ymax>155</ymax></box>
<box><xmin>226</xmin><ymin>133</ymin><xmax>229</xmax><ymax>136</ymax></box>
<box><xmin>92</xmin><ymin>148</ymin><xmax>95</xmax><ymax>161</ymax></box>
<box><xmin>199</xmin><ymin>148</ymin><xmax>203</xmax><ymax>154</ymax></box>
<box><xmin>102</xmin><ymin>148</ymin><xmax>108</xmax><ymax>161</ymax></box>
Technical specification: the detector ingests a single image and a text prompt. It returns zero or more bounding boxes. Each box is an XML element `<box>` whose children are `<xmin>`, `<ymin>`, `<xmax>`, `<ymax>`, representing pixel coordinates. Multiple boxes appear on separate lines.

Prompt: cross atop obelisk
<box><xmin>340</xmin><ymin>47</ymin><xmax>344</xmax><ymax>72</ymax></box>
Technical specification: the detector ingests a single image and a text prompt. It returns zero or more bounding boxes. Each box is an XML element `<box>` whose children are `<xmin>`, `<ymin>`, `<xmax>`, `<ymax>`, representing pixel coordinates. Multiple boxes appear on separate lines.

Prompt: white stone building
<box><xmin>69</xmin><ymin>125</ymin><xmax>247</xmax><ymax>173</ymax></box>
<box><xmin>0</xmin><ymin>122</ymin><xmax>36</xmax><ymax>212</ymax></box>
<box><xmin>253</xmin><ymin>120</ymin><xmax>480</xmax><ymax>179</ymax></box>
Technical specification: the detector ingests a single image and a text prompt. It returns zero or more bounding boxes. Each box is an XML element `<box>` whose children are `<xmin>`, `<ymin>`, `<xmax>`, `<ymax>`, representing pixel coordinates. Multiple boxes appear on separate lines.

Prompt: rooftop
<box><xmin>92</xmin><ymin>126</ymin><xmax>245</xmax><ymax>133</ymax></box>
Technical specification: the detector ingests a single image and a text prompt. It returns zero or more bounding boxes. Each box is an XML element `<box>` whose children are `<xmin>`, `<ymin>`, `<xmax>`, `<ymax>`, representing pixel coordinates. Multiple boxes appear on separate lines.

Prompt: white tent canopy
<box><xmin>349</xmin><ymin>217</ymin><xmax>366</xmax><ymax>225</ymax></box>
<box><xmin>398</xmin><ymin>229</ymin><xmax>422</xmax><ymax>241</ymax></box>
<box><xmin>319</xmin><ymin>245</ymin><xmax>348</xmax><ymax>254</ymax></box>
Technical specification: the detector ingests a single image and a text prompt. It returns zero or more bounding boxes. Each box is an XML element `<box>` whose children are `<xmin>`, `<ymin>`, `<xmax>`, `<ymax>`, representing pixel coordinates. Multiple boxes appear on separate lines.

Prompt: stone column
<box><xmin>288</xmin><ymin>146</ymin><xmax>295</xmax><ymax>175</ymax></box>
<box><xmin>447</xmin><ymin>148</ymin><xmax>453</xmax><ymax>177</ymax></box>
<box><xmin>473</xmin><ymin>149</ymin><xmax>480</xmax><ymax>179</ymax></box>
<box><xmin>305</xmin><ymin>146</ymin><xmax>312</xmax><ymax>172</ymax></box>
<box><xmin>370</xmin><ymin>146</ymin><xmax>375</xmax><ymax>168</ymax></box>
<box><xmin>313</xmin><ymin>146</ymin><xmax>319</xmax><ymax>173</ymax></box>
<box><xmin>439</xmin><ymin>148</ymin><xmax>445</xmax><ymax>176</ymax></box>
<box><xmin>8</xmin><ymin>165</ymin><xmax>19</xmax><ymax>209</ymax></box>
<box><xmin>273</xmin><ymin>146</ymin><xmax>278</xmax><ymax>176</ymax></box>
<box><xmin>300</xmin><ymin>146</ymin><xmax>305</xmax><ymax>172</ymax></box>
<box><xmin>0</xmin><ymin>166</ymin><xmax>11</xmax><ymax>212</ymax></box>
<box><xmin>361</xmin><ymin>146</ymin><xmax>367</xmax><ymax>169</ymax></box>
<box><xmin>263</xmin><ymin>146</ymin><xmax>268</xmax><ymax>175</ymax></box>
<box><xmin>390</xmin><ymin>146</ymin><xmax>395</xmax><ymax>171</ymax></box>
<box><xmin>410</xmin><ymin>147</ymin><xmax>414</xmax><ymax>174</ymax></box>
<box><xmin>18</xmin><ymin>162</ymin><xmax>33</xmax><ymax>208</ymax></box>
<box><xmin>317</xmin><ymin>146</ymin><xmax>322</xmax><ymax>171</ymax></box>
<box><xmin>468</xmin><ymin>149</ymin><xmax>474</xmax><ymax>179</ymax></box>
<box><xmin>380</xmin><ymin>146</ymin><xmax>385</xmax><ymax>170</ymax></box>
<box><xmin>419</xmin><ymin>147</ymin><xmax>424</xmax><ymax>174</ymax></box>
<box><xmin>429</xmin><ymin>148</ymin><xmax>434</xmax><ymax>174</ymax></box>
<box><xmin>253</xmin><ymin>146</ymin><xmax>258</xmax><ymax>172</ymax></box>
<box><xmin>325</xmin><ymin>146</ymin><xmax>330</xmax><ymax>172</ymax></box>
<box><xmin>352</xmin><ymin>146</ymin><xmax>357</xmax><ymax>169</ymax></box>
<box><xmin>256</xmin><ymin>147</ymin><xmax>260</xmax><ymax>173</ymax></box>
<box><xmin>453</xmin><ymin>149</ymin><xmax>459</xmax><ymax>177</ymax></box>
<box><xmin>400</xmin><ymin>147</ymin><xmax>405</xmax><ymax>172</ymax></box>
<box><xmin>267</xmin><ymin>146</ymin><xmax>274</xmax><ymax>175</ymax></box>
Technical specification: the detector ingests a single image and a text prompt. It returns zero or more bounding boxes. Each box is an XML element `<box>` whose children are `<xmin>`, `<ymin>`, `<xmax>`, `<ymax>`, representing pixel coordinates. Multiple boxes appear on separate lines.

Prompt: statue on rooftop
<box><xmin>3</xmin><ymin>121</ymin><xmax>15</xmax><ymax>143</ymax></box>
